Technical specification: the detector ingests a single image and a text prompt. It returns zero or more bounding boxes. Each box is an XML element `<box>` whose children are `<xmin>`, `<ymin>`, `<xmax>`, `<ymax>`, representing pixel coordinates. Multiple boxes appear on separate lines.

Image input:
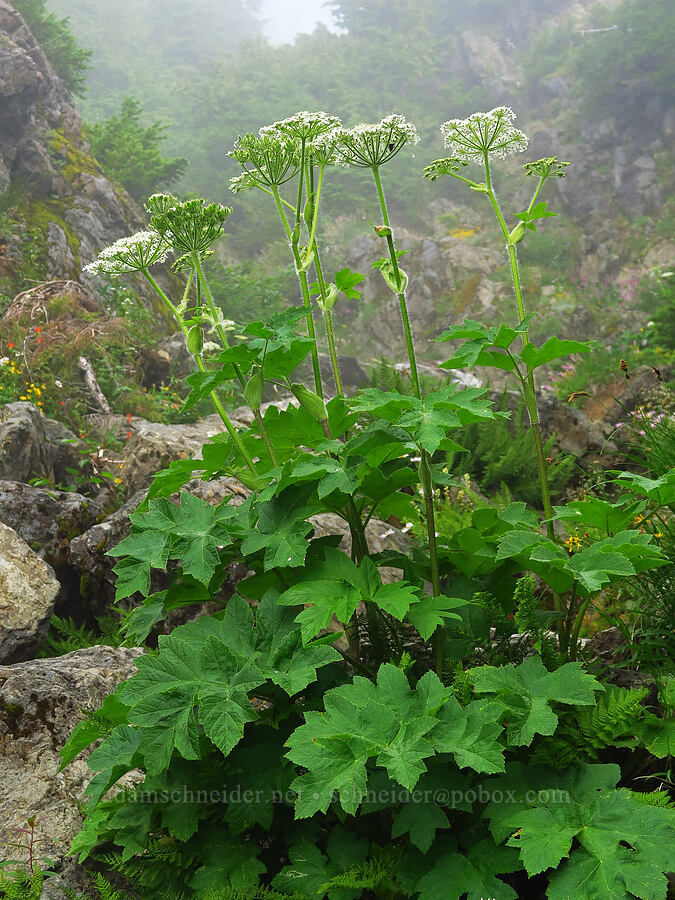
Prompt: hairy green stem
<box><xmin>192</xmin><ymin>254</ymin><xmax>278</xmax><ymax>466</ymax></box>
<box><xmin>313</xmin><ymin>244</ymin><xmax>344</xmax><ymax>395</ymax></box>
<box><xmin>142</xmin><ymin>270</ymin><xmax>260</xmax><ymax>479</ymax></box>
<box><xmin>569</xmin><ymin>595</ymin><xmax>592</xmax><ymax>661</ymax></box>
<box><xmin>271</xmin><ymin>186</ymin><xmax>323</xmax><ymax>398</ymax></box>
<box><xmin>372</xmin><ymin>164</ymin><xmax>443</xmax><ymax>677</ymax></box>
<box><xmin>483</xmin><ymin>154</ymin><xmax>555</xmax><ymax>540</ymax></box>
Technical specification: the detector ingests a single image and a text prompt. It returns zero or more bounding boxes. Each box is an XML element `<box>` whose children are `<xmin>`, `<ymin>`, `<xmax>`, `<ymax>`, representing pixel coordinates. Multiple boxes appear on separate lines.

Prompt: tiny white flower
<box><xmin>55</xmin><ymin>379</ymin><xmax>63</xmax><ymax>388</ymax></box>
<box><xmin>0</xmin><ymin>357</ymin><xmax>8</xmax><ymax>366</ymax></box>
<box><xmin>440</xmin><ymin>106</ymin><xmax>528</xmax><ymax>163</ymax></box>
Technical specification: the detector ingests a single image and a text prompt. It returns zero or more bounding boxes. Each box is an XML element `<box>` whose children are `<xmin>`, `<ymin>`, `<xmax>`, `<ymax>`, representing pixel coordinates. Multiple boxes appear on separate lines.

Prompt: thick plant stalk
<box><xmin>313</xmin><ymin>245</ymin><xmax>344</xmax><ymax>396</ymax></box>
<box><xmin>141</xmin><ymin>270</ymin><xmax>260</xmax><ymax>480</ymax></box>
<box><xmin>191</xmin><ymin>254</ymin><xmax>279</xmax><ymax>466</ymax></box>
<box><xmin>483</xmin><ymin>154</ymin><xmax>555</xmax><ymax>541</ymax></box>
<box><xmin>372</xmin><ymin>165</ymin><xmax>443</xmax><ymax>678</ymax></box>
<box><xmin>271</xmin><ymin>186</ymin><xmax>324</xmax><ymax>398</ymax></box>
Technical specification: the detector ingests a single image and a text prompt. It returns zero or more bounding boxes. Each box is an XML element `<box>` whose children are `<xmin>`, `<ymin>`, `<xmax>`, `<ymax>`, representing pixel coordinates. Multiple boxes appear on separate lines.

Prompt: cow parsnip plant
<box><xmin>69</xmin><ymin>109</ymin><xmax>675</xmax><ymax>899</ymax></box>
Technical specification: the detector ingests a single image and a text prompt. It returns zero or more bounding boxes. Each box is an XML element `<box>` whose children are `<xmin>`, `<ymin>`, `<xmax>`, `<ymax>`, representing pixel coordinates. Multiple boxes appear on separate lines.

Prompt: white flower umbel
<box><xmin>260</xmin><ymin>110</ymin><xmax>341</xmax><ymax>143</ymax></box>
<box><xmin>229</xmin><ymin>133</ymin><xmax>299</xmax><ymax>189</ymax></box>
<box><xmin>82</xmin><ymin>231</ymin><xmax>171</xmax><ymax>276</ymax></box>
<box><xmin>440</xmin><ymin>106</ymin><xmax>528</xmax><ymax>163</ymax></box>
<box><xmin>327</xmin><ymin>114</ymin><xmax>419</xmax><ymax>168</ymax></box>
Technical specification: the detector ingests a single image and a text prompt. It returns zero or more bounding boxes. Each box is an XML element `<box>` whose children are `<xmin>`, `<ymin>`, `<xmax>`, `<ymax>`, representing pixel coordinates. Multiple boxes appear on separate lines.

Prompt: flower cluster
<box><xmin>523</xmin><ymin>156</ymin><xmax>570</xmax><ymax>179</ymax></box>
<box><xmin>440</xmin><ymin>106</ymin><xmax>528</xmax><ymax>163</ymax></box>
<box><xmin>260</xmin><ymin>110</ymin><xmax>341</xmax><ymax>143</ymax></box>
<box><xmin>150</xmin><ymin>198</ymin><xmax>232</xmax><ymax>254</ymax></box>
<box><xmin>229</xmin><ymin>133</ymin><xmax>300</xmax><ymax>190</ymax></box>
<box><xmin>83</xmin><ymin>231</ymin><xmax>171</xmax><ymax>276</ymax></box>
<box><xmin>324</xmin><ymin>114</ymin><xmax>419</xmax><ymax>168</ymax></box>
<box><xmin>422</xmin><ymin>157</ymin><xmax>470</xmax><ymax>182</ymax></box>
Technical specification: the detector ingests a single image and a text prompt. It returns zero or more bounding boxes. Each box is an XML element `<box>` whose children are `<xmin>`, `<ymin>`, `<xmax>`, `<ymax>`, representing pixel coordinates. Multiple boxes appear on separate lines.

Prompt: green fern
<box><xmin>203</xmin><ymin>887</ymin><xmax>294</xmax><ymax>900</ymax></box>
<box><xmin>630</xmin><ymin>790</ymin><xmax>675</xmax><ymax>809</ymax></box>
<box><xmin>577</xmin><ymin>686</ymin><xmax>650</xmax><ymax>748</ymax></box>
<box><xmin>449</xmin><ymin>661</ymin><xmax>475</xmax><ymax>706</ymax></box>
<box><xmin>61</xmin><ymin>872</ymin><xmax>130</xmax><ymax>900</ymax></box>
<box><xmin>0</xmin><ymin>869</ymin><xmax>44</xmax><ymax>900</ymax></box>
<box><xmin>531</xmin><ymin>686</ymin><xmax>652</xmax><ymax>769</ymax></box>
<box><xmin>513</xmin><ymin>575</ymin><xmax>537</xmax><ymax>634</ymax></box>
<box><xmin>320</xmin><ymin>858</ymin><xmax>400</xmax><ymax>894</ymax></box>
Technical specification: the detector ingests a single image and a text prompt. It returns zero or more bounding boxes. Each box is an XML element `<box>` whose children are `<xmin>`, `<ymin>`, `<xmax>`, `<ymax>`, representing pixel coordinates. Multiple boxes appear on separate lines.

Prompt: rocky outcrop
<box><xmin>341</xmin><ymin>231</ymin><xmax>502</xmax><ymax>356</ymax></box>
<box><xmin>0</xmin><ymin>522</ymin><xmax>60</xmax><ymax>662</ymax></box>
<box><xmin>0</xmin><ymin>401</ymin><xmax>84</xmax><ymax>485</ymax></box>
<box><xmin>0</xmin><ymin>480</ymin><xmax>95</xmax><ymax>568</ymax></box>
<box><xmin>120</xmin><ymin>413</ymin><xmax>250</xmax><ymax>494</ymax></box>
<box><xmin>0</xmin><ymin>2</ymin><xmax>150</xmax><ymax>297</ymax></box>
<box><xmin>0</xmin><ymin>646</ymin><xmax>142</xmax><ymax>883</ymax></box>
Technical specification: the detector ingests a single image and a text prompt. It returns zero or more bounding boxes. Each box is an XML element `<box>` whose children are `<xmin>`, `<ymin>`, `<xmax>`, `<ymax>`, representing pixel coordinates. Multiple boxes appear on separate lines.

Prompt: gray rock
<box><xmin>68</xmin><ymin>477</ymin><xmax>250</xmax><ymax>612</ymax></box>
<box><xmin>121</xmin><ymin>413</ymin><xmax>248</xmax><ymax>494</ymax></box>
<box><xmin>0</xmin><ymin>480</ymin><xmax>94</xmax><ymax>568</ymax></box>
<box><xmin>0</xmin><ymin>402</ymin><xmax>83</xmax><ymax>486</ymax></box>
<box><xmin>0</xmin><ymin>521</ymin><xmax>60</xmax><ymax>662</ymax></box>
<box><xmin>0</xmin><ymin>646</ymin><xmax>142</xmax><ymax>884</ymax></box>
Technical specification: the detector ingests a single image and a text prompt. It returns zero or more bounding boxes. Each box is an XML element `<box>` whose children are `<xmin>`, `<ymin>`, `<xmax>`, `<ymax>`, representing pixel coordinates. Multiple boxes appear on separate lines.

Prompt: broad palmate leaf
<box><xmin>484</xmin><ymin>762</ymin><xmax>675</xmax><ymax>900</ymax></box>
<box><xmin>89</xmin><ymin>595</ymin><xmax>338</xmax><ymax>778</ymax></box>
<box><xmin>285</xmin><ymin>664</ymin><xmax>505</xmax><ymax>817</ymax></box>
<box><xmin>470</xmin><ymin>656</ymin><xmax>603</xmax><ymax>746</ymax></box>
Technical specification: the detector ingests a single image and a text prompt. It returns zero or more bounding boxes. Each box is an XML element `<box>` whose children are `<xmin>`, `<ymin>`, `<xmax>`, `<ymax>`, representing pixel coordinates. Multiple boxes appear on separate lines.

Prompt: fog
<box><xmin>259</xmin><ymin>0</ymin><xmax>337</xmax><ymax>43</ymax></box>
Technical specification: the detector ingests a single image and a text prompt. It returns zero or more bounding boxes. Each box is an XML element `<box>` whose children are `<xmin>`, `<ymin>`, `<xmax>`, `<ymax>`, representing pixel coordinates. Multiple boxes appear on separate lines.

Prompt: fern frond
<box><xmin>320</xmin><ymin>858</ymin><xmax>399</xmax><ymax>893</ymax></box>
<box><xmin>576</xmin><ymin>686</ymin><xmax>650</xmax><ymax>747</ymax></box>
<box><xmin>630</xmin><ymin>790</ymin><xmax>675</xmax><ymax>809</ymax></box>
<box><xmin>203</xmin><ymin>888</ymin><xmax>293</xmax><ymax>900</ymax></box>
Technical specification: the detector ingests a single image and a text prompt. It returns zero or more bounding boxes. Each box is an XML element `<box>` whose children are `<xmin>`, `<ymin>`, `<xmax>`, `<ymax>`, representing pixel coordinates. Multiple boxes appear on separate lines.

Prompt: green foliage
<box><xmin>0</xmin><ymin>869</ymin><xmax>128</xmax><ymax>900</ymax></box>
<box><xmin>88</xmin><ymin>98</ymin><xmax>188</xmax><ymax>201</ymax></box>
<box><xmin>0</xmin><ymin>869</ymin><xmax>44</xmax><ymax>900</ymax></box>
<box><xmin>571</xmin><ymin>0</ymin><xmax>675</xmax><ymax>114</ymax></box>
<box><xmin>38</xmin><ymin>613</ymin><xmax>123</xmax><ymax>657</ymax></box>
<box><xmin>62</xmin><ymin>106</ymin><xmax>675</xmax><ymax>900</ymax></box>
<box><xmin>485</xmin><ymin>763</ymin><xmax>675</xmax><ymax>898</ymax></box>
<box><xmin>12</xmin><ymin>0</ymin><xmax>91</xmax><ymax>95</ymax></box>
<box><xmin>446</xmin><ymin>391</ymin><xmax>576</xmax><ymax>504</ymax></box>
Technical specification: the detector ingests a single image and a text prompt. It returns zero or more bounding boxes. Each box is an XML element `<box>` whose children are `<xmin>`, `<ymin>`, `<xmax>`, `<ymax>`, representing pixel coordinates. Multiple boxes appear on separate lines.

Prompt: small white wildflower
<box><xmin>328</xmin><ymin>114</ymin><xmax>419</xmax><ymax>168</ymax></box>
<box><xmin>401</xmin><ymin>522</ymin><xmax>415</xmax><ymax>534</ymax></box>
<box><xmin>55</xmin><ymin>379</ymin><xmax>63</xmax><ymax>388</ymax></box>
<box><xmin>83</xmin><ymin>231</ymin><xmax>171</xmax><ymax>276</ymax></box>
<box><xmin>660</xmin><ymin>271</ymin><xmax>673</xmax><ymax>278</ymax></box>
<box><xmin>380</xmin><ymin>528</ymin><xmax>395</xmax><ymax>539</ymax></box>
<box><xmin>440</xmin><ymin>106</ymin><xmax>528</xmax><ymax>164</ymax></box>
<box><xmin>0</xmin><ymin>357</ymin><xmax>8</xmax><ymax>366</ymax></box>
<box><xmin>260</xmin><ymin>110</ymin><xmax>341</xmax><ymax>142</ymax></box>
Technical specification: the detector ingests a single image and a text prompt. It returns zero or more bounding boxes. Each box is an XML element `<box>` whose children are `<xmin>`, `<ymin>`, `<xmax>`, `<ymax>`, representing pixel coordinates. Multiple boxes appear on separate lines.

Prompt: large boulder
<box><xmin>0</xmin><ymin>646</ymin><xmax>142</xmax><ymax>887</ymax></box>
<box><xmin>121</xmin><ymin>414</ymin><xmax>250</xmax><ymax>494</ymax></box>
<box><xmin>0</xmin><ymin>402</ymin><xmax>83</xmax><ymax>485</ymax></box>
<box><xmin>0</xmin><ymin>522</ymin><xmax>60</xmax><ymax>662</ymax></box>
<box><xmin>68</xmin><ymin>477</ymin><xmax>250</xmax><ymax>614</ymax></box>
<box><xmin>0</xmin><ymin>480</ymin><xmax>95</xmax><ymax>569</ymax></box>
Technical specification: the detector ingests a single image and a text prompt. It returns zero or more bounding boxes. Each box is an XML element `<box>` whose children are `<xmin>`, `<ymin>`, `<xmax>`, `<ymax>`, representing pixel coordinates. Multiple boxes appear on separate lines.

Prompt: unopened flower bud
<box><xmin>374</xmin><ymin>225</ymin><xmax>392</xmax><ymax>237</ymax></box>
<box><xmin>508</xmin><ymin>222</ymin><xmax>527</xmax><ymax>245</ymax></box>
<box><xmin>291</xmin><ymin>382</ymin><xmax>327</xmax><ymax>422</ymax></box>
<box><xmin>303</xmin><ymin>196</ymin><xmax>315</xmax><ymax>227</ymax></box>
<box><xmin>186</xmin><ymin>324</ymin><xmax>204</xmax><ymax>354</ymax></box>
<box><xmin>244</xmin><ymin>367</ymin><xmax>265</xmax><ymax>410</ymax></box>
<box><xmin>319</xmin><ymin>283</ymin><xmax>339</xmax><ymax>312</ymax></box>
